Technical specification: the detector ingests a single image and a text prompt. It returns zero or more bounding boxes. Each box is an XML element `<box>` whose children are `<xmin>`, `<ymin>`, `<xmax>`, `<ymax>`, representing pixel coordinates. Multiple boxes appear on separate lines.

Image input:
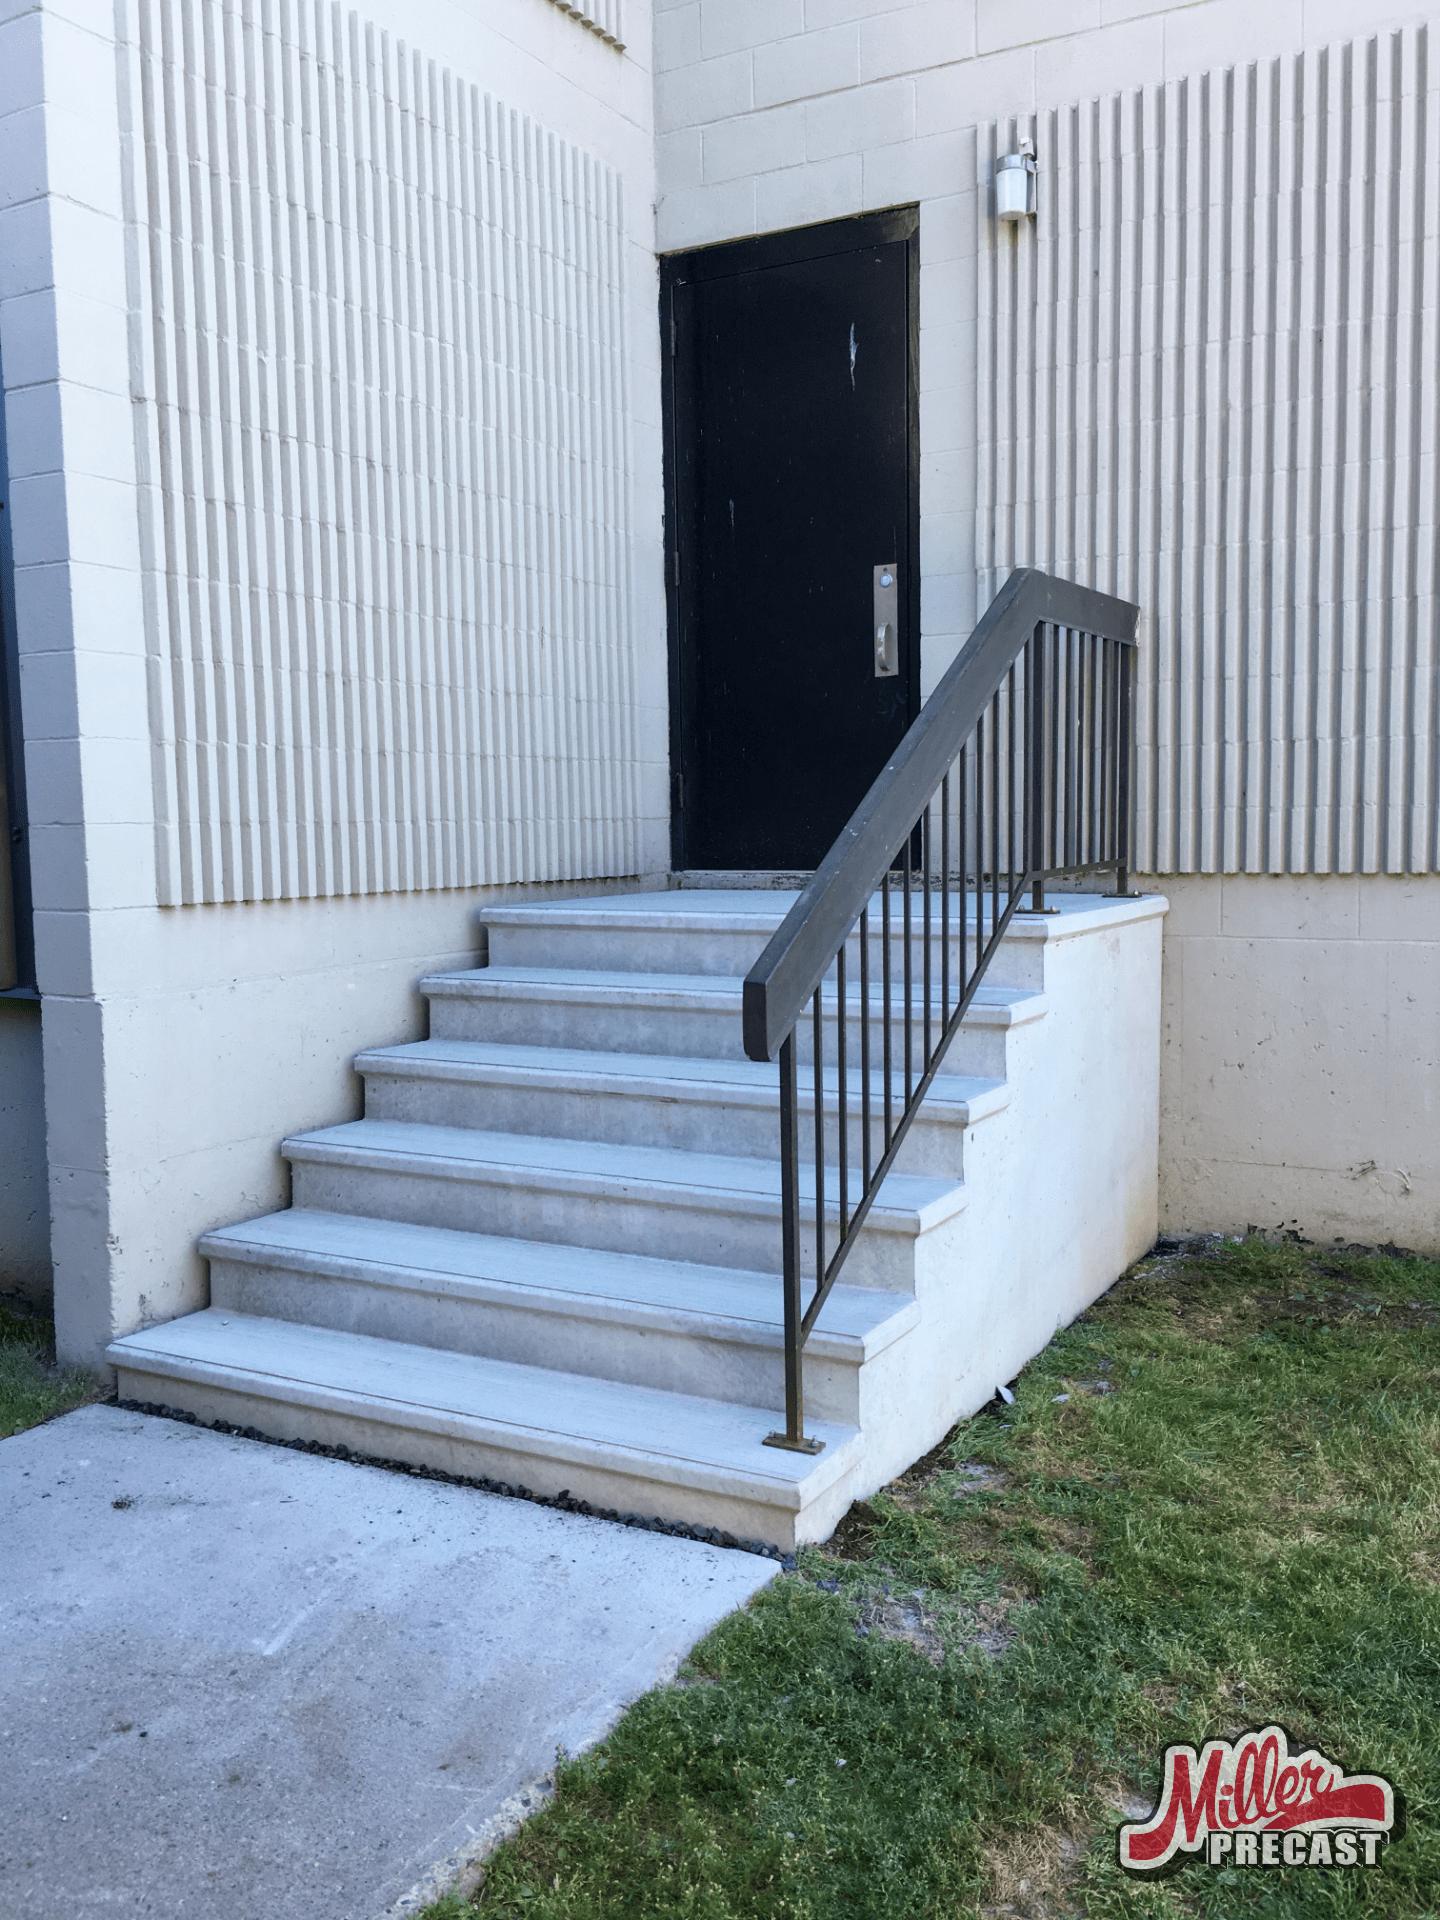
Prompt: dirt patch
<box><xmin>1141</xmin><ymin>1677</ymin><xmax>1182</xmax><ymax>1714</ymax></box>
<box><xmin>806</xmin><ymin>1567</ymin><xmax>1024</xmax><ymax>1664</ymax></box>
<box><xmin>1028</xmin><ymin>1512</ymin><xmax>1095</xmax><ymax>1568</ymax></box>
<box><xmin>1257</xmin><ymin>1288</ymin><xmax>1440</xmax><ymax>1332</ymax></box>
<box><xmin>947</xmin><ymin>1461</ymin><xmax>1014</xmax><ymax>1499</ymax></box>
<box><xmin>979</xmin><ymin>1821</ymin><xmax>1091</xmax><ymax>1919</ymax></box>
<box><xmin>851</xmin><ymin>1584</ymin><xmax>1022</xmax><ymax>1665</ymax></box>
<box><xmin>824</xmin><ymin>1497</ymin><xmax>884</xmax><ymax>1561</ymax></box>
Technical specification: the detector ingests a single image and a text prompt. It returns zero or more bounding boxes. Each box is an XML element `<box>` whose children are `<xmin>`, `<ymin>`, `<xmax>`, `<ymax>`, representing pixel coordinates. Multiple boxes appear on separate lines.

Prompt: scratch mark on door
<box><xmin>849</xmin><ymin>323</ymin><xmax>857</xmax><ymax>390</ymax></box>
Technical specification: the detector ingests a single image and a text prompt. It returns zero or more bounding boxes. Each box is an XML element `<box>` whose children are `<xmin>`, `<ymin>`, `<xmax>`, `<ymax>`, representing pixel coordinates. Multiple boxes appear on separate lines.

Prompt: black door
<box><xmin>663</xmin><ymin>208</ymin><xmax>919</xmax><ymax>872</ymax></box>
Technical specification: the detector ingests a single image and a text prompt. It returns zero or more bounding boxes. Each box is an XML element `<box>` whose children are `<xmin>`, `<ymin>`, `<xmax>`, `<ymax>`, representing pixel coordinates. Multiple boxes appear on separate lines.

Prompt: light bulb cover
<box><xmin>995</xmin><ymin>150</ymin><xmax>1036</xmax><ymax>222</ymax></box>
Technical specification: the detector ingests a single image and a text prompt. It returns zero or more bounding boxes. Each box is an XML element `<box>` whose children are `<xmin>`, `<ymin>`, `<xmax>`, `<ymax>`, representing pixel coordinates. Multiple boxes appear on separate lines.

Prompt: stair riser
<box><xmin>486</xmin><ymin>921</ymin><xmax>1044</xmax><ymax>992</ymax></box>
<box><xmin>427</xmin><ymin>991</ymin><xmax>1014</xmax><ymax>1079</ymax></box>
<box><xmin>359</xmin><ymin>1071</ymin><xmax>964</xmax><ymax>1179</ymax></box>
<box><xmin>208</xmin><ymin>1256</ymin><xmax>862</xmax><ymax>1422</ymax></box>
<box><xmin>288</xmin><ymin>1158</ymin><xmax>921</xmax><ymax>1290</ymax></box>
<box><xmin>110</xmin><ymin>1361</ymin><xmax>852</xmax><ymax>1551</ymax></box>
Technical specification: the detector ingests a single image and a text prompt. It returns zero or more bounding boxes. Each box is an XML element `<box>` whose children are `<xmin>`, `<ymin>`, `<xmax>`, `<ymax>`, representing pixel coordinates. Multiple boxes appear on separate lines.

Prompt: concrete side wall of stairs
<box><xmin>107</xmin><ymin>890</ymin><xmax>1166</xmax><ymax>1550</ymax></box>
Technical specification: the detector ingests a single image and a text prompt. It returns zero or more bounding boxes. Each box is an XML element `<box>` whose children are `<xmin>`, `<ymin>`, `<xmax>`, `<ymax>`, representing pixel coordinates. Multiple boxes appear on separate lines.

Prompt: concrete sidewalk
<box><xmin>1</xmin><ymin>1404</ymin><xmax>778</xmax><ymax>1920</ymax></box>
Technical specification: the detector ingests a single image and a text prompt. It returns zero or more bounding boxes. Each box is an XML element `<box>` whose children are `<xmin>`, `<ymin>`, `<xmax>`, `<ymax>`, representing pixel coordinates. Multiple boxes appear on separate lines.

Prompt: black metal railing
<box><xmin>743</xmin><ymin>568</ymin><xmax>1140</xmax><ymax>1452</ymax></box>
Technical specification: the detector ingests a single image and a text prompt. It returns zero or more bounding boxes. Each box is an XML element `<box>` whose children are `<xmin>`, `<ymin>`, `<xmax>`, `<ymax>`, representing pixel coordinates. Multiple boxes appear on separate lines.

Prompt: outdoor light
<box><xmin>995</xmin><ymin>138</ymin><xmax>1036</xmax><ymax>221</ymax></box>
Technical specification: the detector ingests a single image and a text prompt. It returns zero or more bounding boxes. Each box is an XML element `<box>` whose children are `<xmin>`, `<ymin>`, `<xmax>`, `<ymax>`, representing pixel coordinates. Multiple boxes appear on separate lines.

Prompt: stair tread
<box><xmin>424</xmin><ymin>965</ymin><xmax>1047</xmax><ymax>1026</ymax></box>
<box><xmin>478</xmin><ymin>887</ymin><xmax>1162</xmax><ymax>941</ymax></box>
<box><xmin>107</xmin><ymin>1310</ymin><xmax>859</xmax><ymax>1508</ymax></box>
<box><xmin>356</xmin><ymin>1037</ymin><xmax>1008</xmax><ymax>1119</ymax></box>
<box><xmin>282</xmin><ymin>1119</ymin><xmax>966</xmax><ymax>1230</ymax></box>
<box><xmin>483</xmin><ymin>889</ymin><xmax>801</xmax><ymax>931</ymax></box>
<box><xmin>200</xmin><ymin>1210</ymin><xmax>918</xmax><ymax>1356</ymax></box>
<box><xmin>481</xmin><ymin>889</ymin><xmax>1013</xmax><ymax>932</ymax></box>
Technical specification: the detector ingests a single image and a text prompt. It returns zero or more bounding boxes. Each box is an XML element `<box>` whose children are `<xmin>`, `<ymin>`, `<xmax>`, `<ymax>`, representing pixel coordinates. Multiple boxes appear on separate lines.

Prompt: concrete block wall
<box><xmin>0</xmin><ymin>0</ymin><xmax>669</xmax><ymax>1362</ymax></box>
<box><xmin>1153</xmin><ymin>873</ymin><xmax>1440</xmax><ymax>1250</ymax></box>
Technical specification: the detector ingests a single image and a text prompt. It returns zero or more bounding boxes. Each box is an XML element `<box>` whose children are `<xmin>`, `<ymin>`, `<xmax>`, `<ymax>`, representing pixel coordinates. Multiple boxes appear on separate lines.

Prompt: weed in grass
<box><xmin>420</xmin><ymin>1237</ymin><xmax>1440</xmax><ymax>1919</ymax></box>
<box><xmin>0</xmin><ymin>1302</ymin><xmax>101</xmax><ymax>1437</ymax></box>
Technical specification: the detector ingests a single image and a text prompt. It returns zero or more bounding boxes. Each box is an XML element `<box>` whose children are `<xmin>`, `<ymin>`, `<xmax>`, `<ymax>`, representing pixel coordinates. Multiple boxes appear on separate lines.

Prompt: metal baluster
<box><xmin>1090</xmin><ymin>632</ymin><xmax>1098</xmax><ymax>864</ymax></box>
<box><xmin>1087</xmin><ymin>634</ymin><xmax>1099</xmax><ymax>866</ymax></box>
<box><xmin>1074</xmin><ymin>632</ymin><xmax>1084</xmax><ymax>865</ymax></box>
<box><xmin>813</xmin><ymin>985</ymin><xmax>825</xmax><ymax>1287</ymax></box>
<box><xmin>990</xmin><ymin>691</ymin><xmax>1000</xmax><ymax>942</ymax></box>
<box><xmin>1049</xmin><ymin>625</ymin><xmax>1061</xmax><ymax>877</ymax></box>
<box><xmin>882</xmin><ymin>869</ymin><xmax>893</xmax><ymax>1149</ymax></box>
<box><xmin>923</xmin><ymin>804</ymin><xmax>932</xmax><ymax>1070</ymax></box>
<box><xmin>1099</xmin><ymin>637</ymin><xmax>1111</xmax><ymax>859</ymax></box>
<box><xmin>941</xmin><ymin>772</ymin><xmax>951</xmax><ymax>1032</ymax></box>
<box><xmin>1066</xmin><ymin>629</ymin><xmax>1078</xmax><ymax>869</ymax></box>
<box><xmin>860</xmin><ymin>906</ymin><xmax>872</xmax><ymax>1193</ymax></box>
<box><xmin>903</xmin><ymin>836</ymin><xmax>913</xmax><ymax>1103</ymax></box>
<box><xmin>1007</xmin><ymin>663</ymin><xmax>1017</xmax><ymax>898</ymax></box>
<box><xmin>836</xmin><ymin>941</ymin><xmax>849</xmax><ymax>1240</ymax></box>
<box><xmin>1077</xmin><ymin>632</ymin><xmax>1088</xmax><ymax>865</ymax></box>
<box><xmin>974</xmin><ymin>712</ymin><xmax>984</xmax><ymax>979</ymax></box>
<box><xmin>1116</xmin><ymin>640</ymin><xmax>1133</xmax><ymax>895</ymax></box>
<box><xmin>1114</xmin><ymin>638</ymin><xmax>1124</xmax><ymax>865</ymax></box>
<box><xmin>1030</xmin><ymin>626</ymin><xmax>1046</xmax><ymax>910</ymax></box>
<box><xmin>958</xmin><ymin>743</ymin><xmax>969</xmax><ymax>993</ymax></box>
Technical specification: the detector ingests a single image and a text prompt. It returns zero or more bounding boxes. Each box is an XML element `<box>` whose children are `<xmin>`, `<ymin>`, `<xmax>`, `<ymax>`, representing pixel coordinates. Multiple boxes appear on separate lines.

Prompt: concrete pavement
<box><xmin>0</xmin><ymin>1404</ymin><xmax>778</xmax><ymax>1919</ymax></box>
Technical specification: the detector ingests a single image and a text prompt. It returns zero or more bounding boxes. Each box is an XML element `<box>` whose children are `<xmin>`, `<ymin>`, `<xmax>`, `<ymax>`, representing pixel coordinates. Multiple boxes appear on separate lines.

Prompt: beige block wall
<box><xmin>1148</xmin><ymin>874</ymin><xmax>1440</xmax><ymax>1250</ymax></box>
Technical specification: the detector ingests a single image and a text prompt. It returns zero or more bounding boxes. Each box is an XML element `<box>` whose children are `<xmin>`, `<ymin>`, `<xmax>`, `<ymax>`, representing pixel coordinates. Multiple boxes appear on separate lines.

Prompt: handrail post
<box><xmin>1114</xmin><ymin>634</ymin><xmax>1133</xmax><ymax>897</ymax></box>
<box><xmin>1029</xmin><ymin>621</ymin><xmax>1046</xmax><ymax>912</ymax></box>
<box><xmin>764</xmin><ymin>1032</ymin><xmax>823</xmax><ymax>1455</ymax></box>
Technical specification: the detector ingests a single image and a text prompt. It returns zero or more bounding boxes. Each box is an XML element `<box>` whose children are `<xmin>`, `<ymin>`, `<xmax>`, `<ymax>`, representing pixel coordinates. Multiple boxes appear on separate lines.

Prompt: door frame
<box><xmin>660</xmin><ymin>206</ymin><xmax>922</xmax><ymax>874</ymax></box>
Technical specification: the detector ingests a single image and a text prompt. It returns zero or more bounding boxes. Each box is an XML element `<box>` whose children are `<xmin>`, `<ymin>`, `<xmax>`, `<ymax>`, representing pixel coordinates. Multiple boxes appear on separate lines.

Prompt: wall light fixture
<box><xmin>995</xmin><ymin>138</ymin><xmax>1036</xmax><ymax>222</ymax></box>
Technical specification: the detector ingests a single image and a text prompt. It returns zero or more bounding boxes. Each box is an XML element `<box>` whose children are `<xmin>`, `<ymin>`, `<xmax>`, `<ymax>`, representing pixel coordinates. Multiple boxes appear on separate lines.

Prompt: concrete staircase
<box><xmin>107</xmin><ymin>889</ymin><xmax>1164</xmax><ymax>1550</ymax></box>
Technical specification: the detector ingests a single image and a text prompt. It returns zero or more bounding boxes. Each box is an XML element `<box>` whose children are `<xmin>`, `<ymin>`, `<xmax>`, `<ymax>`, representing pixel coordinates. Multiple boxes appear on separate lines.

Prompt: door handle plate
<box><xmin>873</xmin><ymin>564</ymin><xmax>899</xmax><ymax>676</ymax></box>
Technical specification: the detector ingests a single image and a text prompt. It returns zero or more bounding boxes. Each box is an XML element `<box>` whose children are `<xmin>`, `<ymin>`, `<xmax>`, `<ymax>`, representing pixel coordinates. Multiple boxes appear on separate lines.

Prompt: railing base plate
<box><xmin>762</xmin><ymin>1431</ymin><xmax>826</xmax><ymax>1455</ymax></box>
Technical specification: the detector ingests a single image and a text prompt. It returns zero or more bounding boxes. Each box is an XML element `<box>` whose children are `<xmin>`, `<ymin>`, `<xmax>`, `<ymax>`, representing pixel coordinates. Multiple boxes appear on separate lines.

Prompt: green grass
<box><xmin>0</xmin><ymin>1300</ymin><xmax>101</xmax><ymax>1437</ymax></box>
<box><xmin>421</xmin><ymin>1238</ymin><xmax>1440</xmax><ymax>1919</ymax></box>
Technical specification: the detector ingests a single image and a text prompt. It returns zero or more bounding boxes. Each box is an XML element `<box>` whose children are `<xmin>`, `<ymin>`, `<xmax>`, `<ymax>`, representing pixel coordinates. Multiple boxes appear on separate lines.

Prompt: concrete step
<box><xmin>283</xmin><ymin>1121</ymin><xmax>965</xmax><ymax>1288</ymax></box>
<box><xmin>422</xmin><ymin>965</ymin><xmax>1046</xmax><ymax>1079</ymax></box>
<box><xmin>106</xmin><ymin>1309</ymin><xmax>863</xmax><ymax>1551</ymax></box>
<box><xmin>200</xmin><ymin>1209</ymin><xmax>919</xmax><ymax>1421</ymax></box>
<box><xmin>356</xmin><ymin>1037</ymin><xmax>1008</xmax><ymax>1174</ymax></box>
<box><xmin>482</xmin><ymin>888</ymin><xmax>1045</xmax><ymax>992</ymax></box>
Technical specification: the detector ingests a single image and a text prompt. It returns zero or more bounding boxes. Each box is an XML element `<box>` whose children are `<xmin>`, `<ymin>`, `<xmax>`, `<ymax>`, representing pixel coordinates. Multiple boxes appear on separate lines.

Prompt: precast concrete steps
<box><xmin>106</xmin><ymin>887</ymin><xmax>1136</xmax><ymax>1551</ymax></box>
<box><xmin>280</xmin><ymin>1120</ymin><xmax>964</xmax><ymax>1284</ymax></box>
<box><xmin>200</xmin><ymin>1209</ymin><xmax>919</xmax><ymax>1418</ymax></box>
<box><xmin>354</xmin><ymin>1038</ymin><xmax>1008</xmax><ymax>1170</ymax></box>
<box><xmin>110</xmin><ymin>1308</ymin><xmax>864</xmax><ymax>1548</ymax></box>
<box><xmin>476</xmin><ymin>888</ymin><xmax>1046</xmax><ymax>993</ymax></box>
<box><xmin>421</xmin><ymin>965</ymin><xmax>1046</xmax><ymax>1078</ymax></box>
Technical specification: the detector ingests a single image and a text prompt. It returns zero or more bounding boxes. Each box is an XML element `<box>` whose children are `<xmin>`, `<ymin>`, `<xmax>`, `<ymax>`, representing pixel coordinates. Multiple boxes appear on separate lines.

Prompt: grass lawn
<box><xmin>0</xmin><ymin>1300</ymin><xmax>102</xmax><ymax>1438</ymax></box>
<box><xmin>422</xmin><ymin>1236</ymin><xmax>1440</xmax><ymax>1919</ymax></box>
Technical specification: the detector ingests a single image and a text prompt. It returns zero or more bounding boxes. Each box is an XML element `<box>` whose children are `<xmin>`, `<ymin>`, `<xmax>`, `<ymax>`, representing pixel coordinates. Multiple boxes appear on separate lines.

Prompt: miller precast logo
<box><xmin>1117</xmin><ymin>1725</ymin><xmax>1403</xmax><ymax>1877</ymax></box>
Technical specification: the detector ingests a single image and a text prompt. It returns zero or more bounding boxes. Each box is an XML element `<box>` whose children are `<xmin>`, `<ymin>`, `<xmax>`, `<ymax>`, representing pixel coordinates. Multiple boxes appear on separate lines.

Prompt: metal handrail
<box><xmin>744</xmin><ymin>568</ymin><xmax>1140</xmax><ymax>1453</ymax></box>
